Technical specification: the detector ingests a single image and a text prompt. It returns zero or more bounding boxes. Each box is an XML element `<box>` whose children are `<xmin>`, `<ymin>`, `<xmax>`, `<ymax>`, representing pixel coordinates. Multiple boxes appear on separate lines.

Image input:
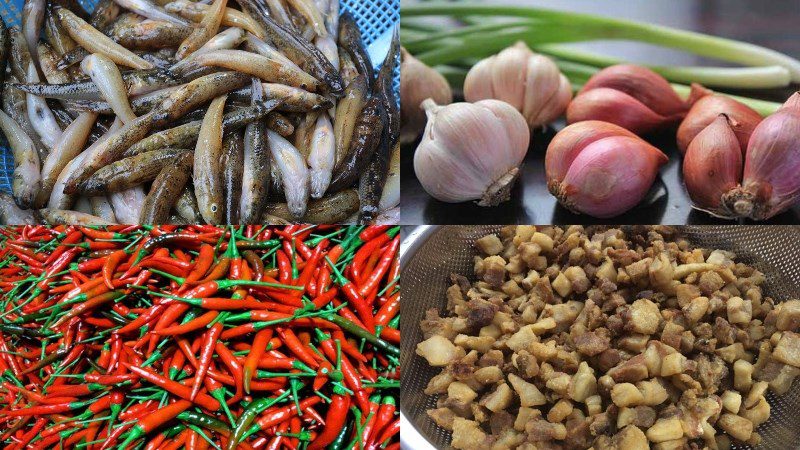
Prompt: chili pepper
<box><xmin>307</xmin><ymin>385</ymin><xmax>351</xmax><ymax>450</ymax></box>
<box><xmin>118</xmin><ymin>399</ymin><xmax>193</xmax><ymax>449</ymax></box>
<box><xmin>243</xmin><ymin>329</ymin><xmax>272</xmax><ymax>394</ymax></box>
<box><xmin>124</xmin><ymin>364</ymin><xmax>221</xmax><ymax>411</ymax></box>
<box><xmin>0</xmin><ymin>226</ymin><xmax>400</xmax><ymax>450</ymax></box>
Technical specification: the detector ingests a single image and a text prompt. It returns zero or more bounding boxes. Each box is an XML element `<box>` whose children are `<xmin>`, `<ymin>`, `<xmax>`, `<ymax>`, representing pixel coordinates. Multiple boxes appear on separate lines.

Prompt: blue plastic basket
<box><xmin>0</xmin><ymin>0</ymin><xmax>399</xmax><ymax>193</ymax></box>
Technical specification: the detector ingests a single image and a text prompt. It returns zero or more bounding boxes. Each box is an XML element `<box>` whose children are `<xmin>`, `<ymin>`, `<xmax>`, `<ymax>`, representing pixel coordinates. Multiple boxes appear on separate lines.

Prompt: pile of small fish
<box><xmin>0</xmin><ymin>0</ymin><xmax>399</xmax><ymax>225</ymax></box>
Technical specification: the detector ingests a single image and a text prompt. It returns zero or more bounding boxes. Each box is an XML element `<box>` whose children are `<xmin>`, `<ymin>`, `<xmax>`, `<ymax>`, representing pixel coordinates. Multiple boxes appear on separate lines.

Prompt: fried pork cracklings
<box><xmin>415</xmin><ymin>226</ymin><xmax>800</xmax><ymax>450</ymax></box>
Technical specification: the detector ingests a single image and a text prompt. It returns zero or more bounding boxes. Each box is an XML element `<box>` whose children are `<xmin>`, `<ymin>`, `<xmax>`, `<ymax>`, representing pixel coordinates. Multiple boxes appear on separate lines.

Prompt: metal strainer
<box><xmin>400</xmin><ymin>225</ymin><xmax>800</xmax><ymax>450</ymax></box>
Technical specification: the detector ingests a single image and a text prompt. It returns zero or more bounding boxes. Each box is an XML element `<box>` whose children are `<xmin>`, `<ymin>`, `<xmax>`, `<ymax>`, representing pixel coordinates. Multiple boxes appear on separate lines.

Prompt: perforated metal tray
<box><xmin>0</xmin><ymin>0</ymin><xmax>399</xmax><ymax>192</ymax></box>
<box><xmin>400</xmin><ymin>225</ymin><xmax>800</xmax><ymax>450</ymax></box>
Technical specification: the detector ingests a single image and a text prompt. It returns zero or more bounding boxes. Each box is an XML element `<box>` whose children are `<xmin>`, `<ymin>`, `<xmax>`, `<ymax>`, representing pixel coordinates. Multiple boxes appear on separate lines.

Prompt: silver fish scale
<box><xmin>0</xmin><ymin>0</ymin><xmax>399</xmax><ymax>192</ymax></box>
<box><xmin>400</xmin><ymin>225</ymin><xmax>800</xmax><ymax>450</ymax></box>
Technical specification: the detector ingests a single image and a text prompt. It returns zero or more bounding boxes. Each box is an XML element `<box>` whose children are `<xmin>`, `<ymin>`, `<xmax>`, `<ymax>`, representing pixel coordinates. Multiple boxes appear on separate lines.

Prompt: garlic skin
<box><xmin>567</xmin><ymin>65</ymin><xmax>687</xmax><ymax>135</ymax></box>
<box><xmin>413</xmin><ymin>99</ymin><xmax>530</xmax><ymax>206</ymax></box>
<box><xmin>464</xmin><ymin>42</ymin><xmax>572</xmax><ymax>129</ymax></box>
<box><xmin>723</xmin><ymin>93</ymin><xmax>800</xmax><ymax>220</ymax></box>
<box><xmin>677</xmin><ymin>84</ymin><xmax>763</xmax><ymax>154</ymax></box>
<box><xmin>546</xmin><ymin>121</ymin><xmax>668</xmax><ymax>218</ymax></box>
<box><xmin>400</xmin><ymin>47</ymin><xmax>453</xmax><ymax>144</ymax></box>
<box><xmin>683</xmin><ymin>114</ymin><xmax>743</xmax><ymax>217</ymax></box>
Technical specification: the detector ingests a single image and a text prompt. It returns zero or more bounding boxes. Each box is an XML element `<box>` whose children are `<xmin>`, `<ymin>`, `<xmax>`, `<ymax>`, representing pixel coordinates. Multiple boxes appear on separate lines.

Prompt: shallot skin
<box><xmin>682</xmin><ymin>114</ymin><xmax>743</xmax><ymax>217</ymax></box>
<box><xmin>677</xmin><ymin>85</ymin><xmax>762</xmax><ymax>155</ymax></box>
<box><xmin>723</xmin><ymin>93</ymin><xmax>800</xmax><ymax>220</ymax></box>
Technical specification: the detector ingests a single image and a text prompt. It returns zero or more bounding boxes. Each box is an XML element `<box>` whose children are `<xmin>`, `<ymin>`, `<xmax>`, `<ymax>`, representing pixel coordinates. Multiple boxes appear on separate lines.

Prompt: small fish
<box><xmin>113</xmin><ymin>19</ymin><xmax>192</xmax><ymax>50</ymax></box>
<box><xmin>49</xmin><ymin>118</ymin><xmax>122</xmax><ymax>209</ymax></box>
<box><xmin>22</xmin><ymin>0</ymin><xmax>46</xmax><ymax>68</ymax></box>
<box><xmin>81</xmin><ymin>147</ymin><xmax>190</xmax><ymax>195</ymax></box>
<box><xmin>193</xmin><ymin>95</ymin><xmax>227</xmax><ymax>224</ymax></box>
<box><xmin>378</xmin><ymin>142</ymin><xmax>400</xmax><ymax>213</ymax></box>
<box><xmin>56</xmin><ymin>7</ymin><xmax>154</xmax><ymax>70</ymax></box>
<box><xmin>171</xmin><ymin>27</ymin><xmax>245</xmax><ymax>74</ymax></box>
<box><xmin>263</xmin><ymin>188</ymin><xmax>357</xmax><ymax>223</ymax></box>
<box><xmin>245</xmin><ymin>33</ymin><xmax>302</xmax><ymax>69</ymax></box>
<box><xmin>108</xmin><ymin>186</ymin><xmax>145</xmax><ymax>224</ymax></box>
<box><xmin>284</xmin><ymin>0</ymin><xmax>327</xmax><ymax>38</ymax></box>
<box><xmin>124</xmin><ymin>100</ymin><xmax>279</xmax><ymax>156</ymax></box>
<box><xmin>139</xmin><ymin>150</ymin><xmax>193</xmax><ymax>223</ymax></box>
<box><xmin>338</xmin><ymin>12</ymin><xmax>374</xmax><ymax>85</ymax></box>
<box><xmin>64</xmin><ymin>112</ymin><xmax>155</xmax><ymax>194</ymax></box>
<box><xmin>3</xmin><ymin>77</ymin><xmax>50</xmax><ymax>162</ymax></box>
<box><xmin>14</xmin><ymin>69</ymin><xmax>178</xmax><ymax>101</ymax></box>
<box><xmin>81</xmin><ymin>53</ymin><xmax>137</xmax><ymax>123</ymax></box>
<box><xmin>39</xmin><ymin>208</ymin><xmax>115</xmax><ymax>225</ymax></box>
<box><xmin>328</xmin><ymin>96</ymin><xmax>384</xmax><ymax>193</ymax></box>
<box><xmin>90</xmin><ymin>196</ymin><xmax>117</xmax><ymax>223</ymax></box>
<box><xmin>26</xmin><ymin>62</ymin><xmax>64</xmax><ymax>149</ymax></box>
<box><xmin>114</xmin><ymin>0</ymin><xmax>190</xmax><ymax>27</ymax></box>
<box><xmin>175</xmin><ymin>0</ymin><xmax>227</xmax><ymax>59</ymax></box>
<box><xmin>264</xmin><ymin>0</ymin><xmax>292</xmax><ymax>28</ymax></box>
<box><xmin>174</xmin><ymin>186</ymin><xmax>201</xmax><ymax>222</ymax></box>
<box><xmin>239</xmin><ymin>80</ymin><xmax>269</xmax><ymax>224</ymax></box>
<box><xmin>221</xmin><ymin>130</ymin><xmax>243</xmax><ymax>224</ymax></box>
<box><xmin>165</xmin><ymin>0</ymin><xmax>265</xmax><ymax>39</ymax></box>
<box><xmin>308</xmin><ymin>113</ymin><xmax>335</xmax><ymax>199</ymax></box>
<box><xmin>332</xmin><ymin>73</ymin><xmax>367</xmax><ymax>169</ymax></box>
<box><xmin>152</xmin><ymin>71</ymin><xmax>249</xmax><ymax>126</ymax></box>
<box><xmin>268</xmin><ymin>129</ymin><xmax>309</xmax><ymax>218</ymax></box>
<box><xmin>230</xmin><ymin>83</ymin><xmax>332</xmax><ymax>112</ymax></box>
<box><xmin>0</xmin><ymin>192</ymin><xmax>37</xmax><ymax>224</ymax></box>
<box><xmin>245</xmin><ymin>8</ymin><xmax>343</xmax><ymax>96</ymax></box>
<box><xmin>36</xmin><ymin>111</ymin><xmax>97</xmax><ymax>208</ymax></box>
<box><xmin>9</xmin><ymin>27</ymin><xmax>33</xmax><ymax>83</ymax></box>
<box><xmin>193</xmin><ymin>49</ymin><xmax>321</xmax><ymax>92</ymax></box>
<box><xmin>0</xmin><ymin>109</ymin><xmax>41</xmax><ymax>208</ymax></box>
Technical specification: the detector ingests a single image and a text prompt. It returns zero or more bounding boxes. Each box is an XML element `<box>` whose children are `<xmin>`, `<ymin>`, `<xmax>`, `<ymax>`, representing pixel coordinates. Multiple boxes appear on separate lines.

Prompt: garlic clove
<box><xmin>553</xmin><ymin>135</ymin><xmax>668</xmax><ymax>218</ymax></box>
<box><xmin>683</xmin><ymin>114</ymin><xmax>743</xmax><ymax>217</ymax></box>
<box><xmin>723</xmin><ymin>92</ymin><xmax>800</xmax><ymax>220</ymax></box>
<box><xmin>545</xmin><ymin>120</ymin><xmax>638</xmax><ymax>190</ymax></box>
<box><xmin>464</xmin><ymin>42</ymin><xmax>571</xmax><ymax>129</ymax></box>
<box><xmin>521</xmin><ymin>55</ymin><xmax>573</xmax><ymax>128</ymax></box>
<box><xmin>400</xmin><ymin>47</ymin><xmax>453</xmax><ymax>144</ymax></box>
<box><xmin>677</xmin><ymin>85</ymin><xmax>762</xmax><ymax>155</ymax></box>
<box><xmin>413</xmin><ymin>99</ymin><xmax>530</xmax><ymax>206</ymax></box>
<box><xmin>579</xmin><ymin>64</ymin><xmax>688</xmax><ymax>117</ymax></box>
<box><xmin>566</xmin><ymin>88</ymin><xmax>684</xmax><ymax>135</ymax></box>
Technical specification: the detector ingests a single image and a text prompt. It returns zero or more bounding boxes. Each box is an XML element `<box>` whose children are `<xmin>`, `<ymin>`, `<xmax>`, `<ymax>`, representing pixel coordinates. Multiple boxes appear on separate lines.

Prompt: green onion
<box><xmin>401</xmin><ymin>3</ymin><xmax>800</xmax><ymax>83</ymax></box>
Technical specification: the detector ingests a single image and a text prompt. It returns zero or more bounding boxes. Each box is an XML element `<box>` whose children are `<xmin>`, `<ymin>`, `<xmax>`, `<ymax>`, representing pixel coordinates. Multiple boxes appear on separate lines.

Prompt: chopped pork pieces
<box><xmin>415</xmin><ymin>226</ymin><xmax>800</xmax><ymax>450</ymax></box>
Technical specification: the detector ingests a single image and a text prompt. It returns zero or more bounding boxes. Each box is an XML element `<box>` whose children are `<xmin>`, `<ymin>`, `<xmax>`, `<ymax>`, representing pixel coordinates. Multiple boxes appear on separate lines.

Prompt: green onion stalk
<box><xmin>401</xmin><ymin>2</ymin><xmax>797</xmax><ymax>116</ymax></box>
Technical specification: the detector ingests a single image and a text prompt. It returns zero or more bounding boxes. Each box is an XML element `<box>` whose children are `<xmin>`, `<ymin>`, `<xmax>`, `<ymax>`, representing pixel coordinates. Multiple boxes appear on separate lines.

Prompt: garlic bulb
<box><xmin>567</xmin><ymin>65</ymin><xmax>688</xmax><ymax>135</ymax></box>
<box><xmin>400</xmin><ymin>47</ymin><xmax>452</xmax><ymax>144</ymax></box>
<box><xmin>464</xmin><ymin>42</ymin><xmax>572</xmax><ymax>129</ymax></box>
<box><xmin>677</xmin><ymin>84</ymin><xmax>762</xmax><ymax>154</ymax></box>
<box><xmin>683</xmin><ymin>114</ymin><xmax>744</xmax><ymax>218</ymax></box>
<box><xmin>413</xmin><ymin>99</ymin><xmax>530</xmax><ymax>206</ymax></box>
<box><xmin>722</xmin><ymin>93</ymin><xmax>800</xmax><ymax>220</ymax></box>
<box><xmin>546</xmin><ymin>121</ymin><xmax>668</xmax><ymax>218</ymax></box>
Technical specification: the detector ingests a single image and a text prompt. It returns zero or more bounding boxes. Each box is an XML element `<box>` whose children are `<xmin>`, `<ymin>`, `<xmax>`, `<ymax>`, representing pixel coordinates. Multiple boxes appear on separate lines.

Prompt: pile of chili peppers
<box><xmin>0</xmin><ymin>225</ymin><xmax>400</xmax><ymax>450</ymax></box>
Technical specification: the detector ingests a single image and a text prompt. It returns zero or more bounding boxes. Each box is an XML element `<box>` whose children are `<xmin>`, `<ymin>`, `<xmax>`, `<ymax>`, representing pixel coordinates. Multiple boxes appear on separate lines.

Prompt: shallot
<box><xmin>546</xmin><ymin>120</ymin><xmax>668</xmax><ymax>218</ymax></box>
<box><xmin>567</xmin><ymin>65</ymin><xmax>688</xmax><ymax>135</ymax></box>
<box><xmin>400</xmin><ymin>47</ymin><xmax>452</xmax><ymax>144</ymax></box>
<box><xmin>677</xmin><ymin>84</ymin><xmax>762</xmax><ymax>154</ymax></box>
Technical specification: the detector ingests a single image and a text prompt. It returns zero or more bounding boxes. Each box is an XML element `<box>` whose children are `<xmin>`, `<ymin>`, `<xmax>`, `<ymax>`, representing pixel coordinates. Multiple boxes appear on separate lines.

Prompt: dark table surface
<box><xmin>400</xmin><ymin>0</ymin><xmax>800</xmax><ymax>225</ymax></box>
